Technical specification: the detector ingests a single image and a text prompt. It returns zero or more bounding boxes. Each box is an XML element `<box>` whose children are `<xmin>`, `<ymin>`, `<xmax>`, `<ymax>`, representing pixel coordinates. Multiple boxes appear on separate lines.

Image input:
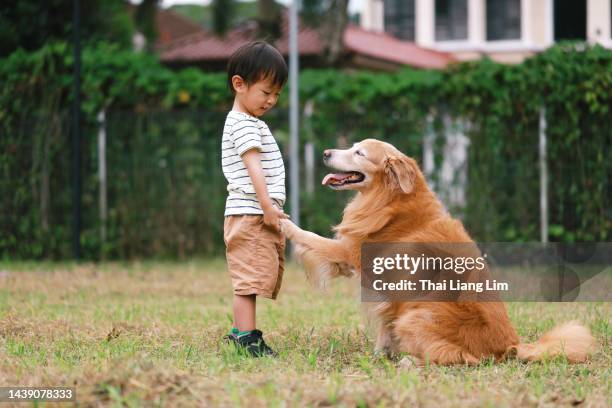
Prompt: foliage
<box><xmin>0</xmin><ymin>41</ymin><xmax>610</xmax><ymax>259</ymax></box>
<box><xmin>0</xmin><ymin>0</ymin><xmax>134</xmax><ymax>57</ymax></box>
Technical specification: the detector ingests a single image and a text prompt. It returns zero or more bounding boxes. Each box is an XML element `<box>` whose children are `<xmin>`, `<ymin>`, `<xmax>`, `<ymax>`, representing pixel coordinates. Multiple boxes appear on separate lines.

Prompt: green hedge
<box><xmin>1</xmin><ymin>42</ymin><xmax>610</xmax><ymax>259</ymax></box>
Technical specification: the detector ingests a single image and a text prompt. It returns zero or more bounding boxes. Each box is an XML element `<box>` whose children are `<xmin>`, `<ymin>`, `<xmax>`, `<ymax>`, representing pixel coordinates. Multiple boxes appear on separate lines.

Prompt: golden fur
<box><xmin>281</xmin><ymin>139</ymin><xmax>595</xmax><ymax>365</ymax></box>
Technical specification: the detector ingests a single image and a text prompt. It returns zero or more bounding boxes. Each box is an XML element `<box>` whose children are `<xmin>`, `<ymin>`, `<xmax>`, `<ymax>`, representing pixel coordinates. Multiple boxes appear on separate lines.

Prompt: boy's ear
<box><xmin>231</xmin><ymin>75</ymin><xmax>246</xmax><ymax>93</ymax></box>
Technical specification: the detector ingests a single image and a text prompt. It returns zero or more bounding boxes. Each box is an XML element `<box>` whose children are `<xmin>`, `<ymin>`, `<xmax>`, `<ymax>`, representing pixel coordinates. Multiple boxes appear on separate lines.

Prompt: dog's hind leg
<box><xmin>420</xmin><ymin>341</ymin><xmax>480</xmax><ymax>366</ymax></box>
<box><xmin>397</xmin><ymin>335</ymin><xmax>479</xmax><ymax>366</ymax></box>
<box><xmin>394</xmin><ymin>309</ymin><xmax>480</xmax><ymax>366</ymax></box>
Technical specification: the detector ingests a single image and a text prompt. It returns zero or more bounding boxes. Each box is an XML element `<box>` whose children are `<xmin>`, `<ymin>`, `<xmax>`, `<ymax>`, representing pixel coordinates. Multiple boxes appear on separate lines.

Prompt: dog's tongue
<box><xmin>322</xmin><ymin>173</ymin><xmax>350</xmax><ymax>185</ymax></box>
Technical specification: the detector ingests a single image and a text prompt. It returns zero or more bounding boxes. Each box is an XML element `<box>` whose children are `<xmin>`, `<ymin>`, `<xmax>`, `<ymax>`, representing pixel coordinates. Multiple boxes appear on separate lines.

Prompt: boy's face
<box><xmin>232</xmin><ymin>75</ymin><xmax>283</xmax><ymax>117</ymax></box>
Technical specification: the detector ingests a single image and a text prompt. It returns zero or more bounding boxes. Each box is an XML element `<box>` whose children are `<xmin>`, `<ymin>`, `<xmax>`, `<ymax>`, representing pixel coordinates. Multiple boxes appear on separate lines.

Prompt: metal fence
<box><xmin>0</xmin><ymin>105</ymin><xmax>607</xmax><ymax>260</ymax></box>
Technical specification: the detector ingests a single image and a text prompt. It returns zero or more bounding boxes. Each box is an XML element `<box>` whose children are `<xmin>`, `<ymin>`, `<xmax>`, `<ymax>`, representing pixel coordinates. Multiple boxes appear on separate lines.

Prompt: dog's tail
<box><xmin>509</xmin><ymin>321</ymin><xmax>595</xmax><ymax>363</ymax></box>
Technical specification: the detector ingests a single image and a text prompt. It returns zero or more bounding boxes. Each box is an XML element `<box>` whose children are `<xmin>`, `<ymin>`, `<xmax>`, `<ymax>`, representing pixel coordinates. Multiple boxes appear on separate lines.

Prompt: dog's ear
<box><xmin>384</xmin><ymin>155</ymin><xmax>417</xmax><ymax>194</ymax></box>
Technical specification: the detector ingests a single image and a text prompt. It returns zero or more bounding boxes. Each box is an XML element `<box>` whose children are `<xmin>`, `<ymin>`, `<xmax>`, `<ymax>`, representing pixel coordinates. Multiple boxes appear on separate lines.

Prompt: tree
<box><xmin>208</xmin><ymin>0</ymin><xmax>349</xmax><ymax>65</ymax></box>
<box><xmin>318</xmin><ymin>0</ymin><xmax>349</xmax><ymax>65</ymax></box>
<box><xmin>256</xmin><ymin>0</ymin><xmax>282</xmax><ymax>40</ymax></box>
<box><xmin>211</xmin><ymin>0</ymin><xmax>236</xmax><ymax>36</ymax></box>
<box><xmin>134</xmin><ymin>0</ymin><xmax>160</xmax><ymax>51</ymax></box>
<box><xmin>0</xmin><ymin>0</ymin><xmax>134</xmax><ymax>57</ymax></box>
<box><xmin>300</xmin><ymin>0</ymin><xmax>351</xmax><ymax>65</ymax></box>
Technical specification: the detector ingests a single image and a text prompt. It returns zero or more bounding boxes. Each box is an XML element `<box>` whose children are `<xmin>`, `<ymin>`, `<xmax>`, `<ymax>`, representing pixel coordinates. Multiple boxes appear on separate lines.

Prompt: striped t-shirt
<box><xmin>222</xmin><ymin>110</ymin><xmax>286</xmax><ymax>216</ymax></box>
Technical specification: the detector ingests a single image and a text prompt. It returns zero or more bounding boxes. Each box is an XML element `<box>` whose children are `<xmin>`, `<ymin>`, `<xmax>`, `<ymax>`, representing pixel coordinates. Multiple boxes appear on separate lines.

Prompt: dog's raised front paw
<box><xmin>280</xmin><ymin>218</ymin><xmax>300</xmax><ymax>240</ymax></box>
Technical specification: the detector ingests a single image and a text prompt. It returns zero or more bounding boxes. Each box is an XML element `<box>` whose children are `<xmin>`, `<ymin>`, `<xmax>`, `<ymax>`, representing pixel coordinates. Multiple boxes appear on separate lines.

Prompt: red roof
<box><xmin>126</xmin><ymin>4</ymin><xmax>205</xmax><ymax>47</ymax></box>
<box><xmin>159</xmin><ymin>18</ymin><xmax>453</xmax><ymax>70</ymax></box>
<box><xmin>160</xmin><ymin>18</ymin><xmax>322</xmax><ymax>63</ymax></box>
<box><xmin>156</xmin><ymin>9</ymin><xmax>205</xmax><ymax>46</ymax></box>
<box><xmin>343</xmin><ymin>26</ymin><xmax>452</xmax><ymax>70</ymax></box>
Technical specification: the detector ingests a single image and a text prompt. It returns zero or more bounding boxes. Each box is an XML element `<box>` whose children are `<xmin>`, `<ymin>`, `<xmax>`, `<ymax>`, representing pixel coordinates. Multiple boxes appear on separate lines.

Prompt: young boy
<box><xmin>221</xmin><ymin>42</ymin><xmax>289</xmax><ymax>357</ymax></box>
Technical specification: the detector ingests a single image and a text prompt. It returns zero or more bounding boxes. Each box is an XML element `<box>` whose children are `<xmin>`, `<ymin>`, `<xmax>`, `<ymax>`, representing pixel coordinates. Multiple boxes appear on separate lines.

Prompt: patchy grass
<box><xmin>0</xmin><ymin>260</ymin><xmax>610</xmax><ymax>407</ymax></box>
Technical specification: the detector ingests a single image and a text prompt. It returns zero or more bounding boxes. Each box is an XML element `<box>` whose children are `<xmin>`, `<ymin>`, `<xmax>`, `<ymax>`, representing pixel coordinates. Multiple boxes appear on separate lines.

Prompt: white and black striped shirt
<box><xmin>222</xmin><ymin>111</ymin><xmax>286</xmax><ymax>216</ymax></box>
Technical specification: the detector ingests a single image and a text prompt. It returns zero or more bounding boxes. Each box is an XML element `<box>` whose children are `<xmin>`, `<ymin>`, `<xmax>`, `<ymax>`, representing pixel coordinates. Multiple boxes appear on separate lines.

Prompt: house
<box><xmin>155</xmin><ymin>7</ymin><xmax>206</xmax><ymax>46</ymax></box>
<box><xmin>361</xmin><ymin>0</ymin><xmax>612</xmax><ymax>63</ymax></box>
<box><xmin>127</xmin><ymin>4</ymin><xmax>205</xmax><ymax>51</ymax></box>
<box><xmin>158</xmin><ymin>14</ymin><xmax>454</xmax><ymax>71</ymax></box>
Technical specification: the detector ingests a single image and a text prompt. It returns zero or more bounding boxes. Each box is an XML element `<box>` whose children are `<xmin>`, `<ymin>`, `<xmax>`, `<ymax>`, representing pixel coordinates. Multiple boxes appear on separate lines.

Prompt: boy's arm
<box><xmin>241</xmin><ymin>149</ymin><xmax>288</xmax><ymax>230</ymax></box>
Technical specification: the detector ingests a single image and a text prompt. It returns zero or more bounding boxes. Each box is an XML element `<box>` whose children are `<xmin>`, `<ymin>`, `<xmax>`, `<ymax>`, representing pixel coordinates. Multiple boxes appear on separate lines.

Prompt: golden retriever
<box><xmin>281</xmin><ymin>139</ymin><xmax>595</xmax><ymax>365</ymax></box>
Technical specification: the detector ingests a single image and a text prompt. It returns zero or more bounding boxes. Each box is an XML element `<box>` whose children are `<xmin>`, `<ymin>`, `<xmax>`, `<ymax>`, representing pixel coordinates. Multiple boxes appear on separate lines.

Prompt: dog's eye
<box><xmin>355</xmin><ymin>150</ymin><xmax>365</xmax><ymax>157</ymax></box>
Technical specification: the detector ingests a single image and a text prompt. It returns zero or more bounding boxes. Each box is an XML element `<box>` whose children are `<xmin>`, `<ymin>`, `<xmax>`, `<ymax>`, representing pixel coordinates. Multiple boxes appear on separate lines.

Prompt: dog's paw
<box><xmin>280</xmin><ymin>218</ymin><xmax>301</xmax><ymax>240</ymax></box>
<box><xmin>373</xmin><ymin>348</ymin><xmax>392</xmax><ymax>360</ymax></box>
<box><xmin>398</xmin><ymin>356</ymin><xmax>424</xmax><ymax>370</ymax></box>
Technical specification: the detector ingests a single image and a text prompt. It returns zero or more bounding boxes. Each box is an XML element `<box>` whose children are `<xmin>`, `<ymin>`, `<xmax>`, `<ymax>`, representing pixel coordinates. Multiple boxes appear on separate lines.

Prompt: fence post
<box><xmin>289</xmin><ymin>0</ymin><xmax>300</xmax><ymax>228</ymax></box>
<box><xmin>539</xmin><ymin>106</ymin><xmax>548</xmax><ymax>243</ymax></box>
<box><xmin>304</xmin><ymin>100</ymin><xmax>315</xmax><ymax>195</ymax></box>
<box><xmin>98</xmin><ymin>110</ymin><xmax>107</xmax><ymax>244</ymax></box>
<box><xmin>304</xmin><ymin>143</ymin><xmax>314</xmax><ymax>195</ymax></box>
<box><xmin>422</xmin><ymin>113</ymin><xmax>435</xmax><ymax>186</ymax></box>
<box><xmin>71</xmin><ymin>0</ymin><xmax>82</xmax><ymax>259</ymax></box>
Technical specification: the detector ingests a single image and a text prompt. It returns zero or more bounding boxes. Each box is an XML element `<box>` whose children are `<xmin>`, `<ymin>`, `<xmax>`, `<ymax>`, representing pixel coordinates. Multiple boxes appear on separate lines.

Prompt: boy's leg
<box><xmin>233</xmin><ymin>294</ymin><xmax>256</xmax><ymax>332</ymax></box>
<box><xmin>223</xmin><ymin>215</ymin><xmax>277</xmax><ymax>356</ymax></box>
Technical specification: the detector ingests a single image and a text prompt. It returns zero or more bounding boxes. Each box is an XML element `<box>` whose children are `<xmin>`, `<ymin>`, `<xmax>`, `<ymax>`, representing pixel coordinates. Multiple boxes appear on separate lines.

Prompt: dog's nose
<box><xmin>323</xmin><ymin>150</ymin><xmax>332</xmax><ymax>160</ymax></box>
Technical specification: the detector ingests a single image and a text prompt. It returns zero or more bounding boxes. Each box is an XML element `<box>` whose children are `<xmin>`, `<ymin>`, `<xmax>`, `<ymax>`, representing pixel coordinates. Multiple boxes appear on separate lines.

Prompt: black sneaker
<box><xmin>225</xmin><ymin>329</ymin><xmax>277</xmax><ymax>357</ymax></box>
<box><xmin>223</xmin><ymin>333</ymin><xmax>237</xmax><ymax>344</ymax></box>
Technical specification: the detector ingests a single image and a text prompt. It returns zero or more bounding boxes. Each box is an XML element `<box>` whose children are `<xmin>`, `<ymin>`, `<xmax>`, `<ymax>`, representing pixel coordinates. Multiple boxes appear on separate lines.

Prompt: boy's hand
<box><xmin>262</xmin><ymin>203</ymin><xmax>289</xmax><ymax>231</ymax></box>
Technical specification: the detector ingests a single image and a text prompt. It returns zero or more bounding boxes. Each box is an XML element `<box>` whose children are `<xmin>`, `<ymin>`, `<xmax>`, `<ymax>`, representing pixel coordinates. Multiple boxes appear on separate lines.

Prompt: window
<box><xmin>384</xmin><ymin>0</ymin><xmax>416</xmax><ymax>41</ymax></box>
<box><xmin>435</xmin><ymin>0</ymin><xmax>468</xmax><ymax>41</ymax></box>
<box><xmin>553</xmin><ymin>0</ymin><xmax>586</xmax><ymax>41</ymax></box>
<box><xmin>486</xmin><ymin>0</ymin><xmax>522</xmax><ymax>41</ymax></box>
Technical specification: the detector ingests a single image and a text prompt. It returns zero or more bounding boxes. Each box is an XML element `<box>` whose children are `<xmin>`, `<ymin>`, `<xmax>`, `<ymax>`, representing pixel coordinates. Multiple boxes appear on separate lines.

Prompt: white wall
<box><xmin>361</xmin><ymin>0</ymin><xmax>610</xmax><ymax>62</ymax></box>
<box><xmin>587</xmin><ymin>0</ymin><xmax>612</xmax><ymax>46</ymax></box>
<box><xmin>362</xmin><ymin>0</ymin><xmax>384</xmax><ymax>32</ymax></box>
<box><xmin>415</xmin><ymin>0</ymin><xmax>434</xmax><ymax>47</ymax></box>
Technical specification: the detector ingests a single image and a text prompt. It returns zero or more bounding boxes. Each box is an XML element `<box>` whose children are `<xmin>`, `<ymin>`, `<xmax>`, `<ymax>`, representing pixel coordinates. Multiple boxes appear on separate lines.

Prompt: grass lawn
<box><xmin>0</xmin><ymin>260</ymin><xmax>610</xmax><ymax>407</ymax></box>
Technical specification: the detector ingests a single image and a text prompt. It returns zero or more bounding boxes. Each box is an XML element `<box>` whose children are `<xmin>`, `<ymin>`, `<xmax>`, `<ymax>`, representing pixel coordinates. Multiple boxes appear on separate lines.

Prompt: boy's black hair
<box><xmin>227</xmin><ymin>41</ymin><xmax>288</xmax><ymax>94</ymax></box>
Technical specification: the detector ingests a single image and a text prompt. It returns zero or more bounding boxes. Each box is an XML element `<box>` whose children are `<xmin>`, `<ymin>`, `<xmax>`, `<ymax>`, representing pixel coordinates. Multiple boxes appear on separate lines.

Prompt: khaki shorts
<box><xmin>224</xmin><ymin>215</ymin><xmax>285</xmax><ymax>299</ymax></box>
